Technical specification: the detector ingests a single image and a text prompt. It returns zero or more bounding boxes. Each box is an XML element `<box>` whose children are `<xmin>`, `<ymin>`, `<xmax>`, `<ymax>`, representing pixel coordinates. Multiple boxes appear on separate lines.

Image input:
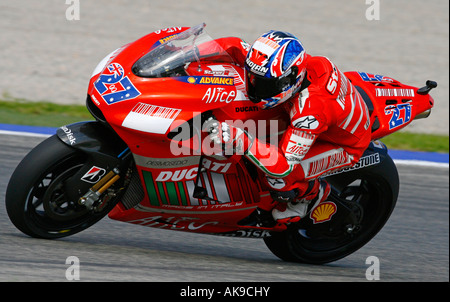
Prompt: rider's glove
<box><xmin>203</xmin><ymin>117</ymin><xmax>253</xmax><ymax>156</ymax></box>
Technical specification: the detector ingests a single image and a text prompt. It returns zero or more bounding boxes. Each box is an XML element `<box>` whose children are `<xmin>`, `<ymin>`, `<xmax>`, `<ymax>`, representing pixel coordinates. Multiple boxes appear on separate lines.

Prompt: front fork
<box><xmin>78</xmin><ymin>167</ymin><xmax>122</xmax><ymax>211</ymax></box>
<box><xmin>57</xmin><ymin>121</ymin><xmax>132</xmax><ymax>212</ymax></box>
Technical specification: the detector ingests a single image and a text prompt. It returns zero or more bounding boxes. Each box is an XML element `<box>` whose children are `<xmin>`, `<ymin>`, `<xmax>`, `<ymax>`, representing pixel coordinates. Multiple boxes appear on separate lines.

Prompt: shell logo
<box><xmin>310</xmin><ymin>202</ymin><xmax>337</xmax><ymax>224</ymax></box>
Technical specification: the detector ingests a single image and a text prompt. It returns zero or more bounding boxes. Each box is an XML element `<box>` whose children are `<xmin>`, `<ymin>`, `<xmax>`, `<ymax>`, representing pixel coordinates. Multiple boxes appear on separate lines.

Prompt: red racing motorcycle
<box><xmin>5</xmin><ymin>24</ymin><xmax>437</xmax><ymax>264</ymax></box>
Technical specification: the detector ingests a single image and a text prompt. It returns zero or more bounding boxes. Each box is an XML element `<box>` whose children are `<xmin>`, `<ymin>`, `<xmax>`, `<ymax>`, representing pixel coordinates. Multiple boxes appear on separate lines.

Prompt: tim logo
<box><xmin>81</xmin><ymin>166</ymin><xmax>106</xmax><ymax>183</ymax></box>
<box><xmin>94</xmin><ymin>63</ymin><xmax>141</xmax><ymax>105</ymax></box>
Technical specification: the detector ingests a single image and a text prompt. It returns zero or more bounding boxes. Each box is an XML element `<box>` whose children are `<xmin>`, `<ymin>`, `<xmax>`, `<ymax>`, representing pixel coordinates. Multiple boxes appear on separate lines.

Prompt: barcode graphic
<box><xmin>375</xmin><ymin>88</ymin><xmax>415</xmax><ymax>97</ymax></box>
<box><xmin>122</xmin><ymin>102</ymin><xmax>181</xmax><ymax>134</ymax></box>
<box><xmin>132</xmin><ymin>103</ymin><xmax>181</xmax><ymax>119</ymax></box>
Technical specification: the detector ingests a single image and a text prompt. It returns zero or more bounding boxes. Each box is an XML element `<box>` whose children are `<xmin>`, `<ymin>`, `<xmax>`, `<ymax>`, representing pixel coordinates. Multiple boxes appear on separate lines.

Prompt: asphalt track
<box><xmin>0</xmin><ymin>0</ymin><xmax>448</xmax><ymax>135</ymax></box>
<box><xmin>0</xmin><ymin>130</ymin><xmax>448</xmax><ymax>282</ymax></box>
<box><xmin>0</xmin><ymin>0</ymin><xmax>448</xmax><ymax>285</ymax></box>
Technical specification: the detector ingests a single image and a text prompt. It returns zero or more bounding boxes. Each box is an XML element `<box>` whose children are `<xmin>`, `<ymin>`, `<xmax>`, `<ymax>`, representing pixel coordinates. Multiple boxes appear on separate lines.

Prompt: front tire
<box><xmin>5</xmin><ymin>135</ymin><xmax>122</xmax><ymax>239</ymax></box>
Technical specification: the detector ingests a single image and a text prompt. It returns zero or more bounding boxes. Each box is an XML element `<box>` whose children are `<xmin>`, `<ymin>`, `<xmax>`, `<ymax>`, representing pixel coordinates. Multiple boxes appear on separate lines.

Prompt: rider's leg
<box><xmin>271</xmin><ymin>178</ymin><xmax>331</xmax><ymax>224</ymax></box>
<box><xmin>268</xmin><ymin>142</ymin><xmax>359</xmax><ymax>224</ymax></box>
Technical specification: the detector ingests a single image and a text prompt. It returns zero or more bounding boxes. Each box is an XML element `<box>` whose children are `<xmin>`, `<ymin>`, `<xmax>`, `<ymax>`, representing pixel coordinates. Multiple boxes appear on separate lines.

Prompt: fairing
<box><xmin>86</xmin><ymin>24</ymin><xmax>289</xmax><ymax>236</ymax></box>
<box><xmin>345</xmin><ymin>71</ymin><xmax>435</xmax><ymax>140</ymax></box>
<box><xmin>82</xmin><ymin>24</ymin><xmax>434</xmax><ymax>236</ymax></box>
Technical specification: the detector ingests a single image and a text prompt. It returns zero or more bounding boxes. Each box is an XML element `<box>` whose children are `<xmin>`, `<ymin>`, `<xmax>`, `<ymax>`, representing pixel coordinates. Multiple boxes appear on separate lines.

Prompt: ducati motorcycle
<box><xmin>5</xmin><ymin>24</ymin><xmax>437</xmax><ymax>264</ymax></box>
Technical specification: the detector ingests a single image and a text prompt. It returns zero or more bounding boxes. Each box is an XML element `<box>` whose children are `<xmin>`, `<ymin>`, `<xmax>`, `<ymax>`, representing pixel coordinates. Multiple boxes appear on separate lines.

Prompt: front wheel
<box><xmin>263</xmin><ymin>155</ymin><xmax>399</xmax><ymax>264</ymax></box>
<box><xmin>5</xmin><ymin>135</ymin><xmax>124</xmax><ymax>239</ymax></box>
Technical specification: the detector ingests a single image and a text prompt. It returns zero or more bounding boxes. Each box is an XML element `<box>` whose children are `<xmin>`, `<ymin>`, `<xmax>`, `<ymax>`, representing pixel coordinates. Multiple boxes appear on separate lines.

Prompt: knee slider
<box><xmin>270</xmin><ymin>189</ymin><xmax>299</xmax><ymax>203</ymax></box>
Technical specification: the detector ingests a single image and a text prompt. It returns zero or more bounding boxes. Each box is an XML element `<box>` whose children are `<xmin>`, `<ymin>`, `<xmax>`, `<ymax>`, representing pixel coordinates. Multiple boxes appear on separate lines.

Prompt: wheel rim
<box><xmin>291</xmin><ymin>176</ymin><xmax>389</xmax><ymax>255</ymax></box>
<box><xmin>23</xmin><ymin>155</ymin><xmax>102</xmax><ymax>236</ymax></box>
<box><xmin>42</xmin><ymin>164</ymin><xmax>88</xmax><ymax>222</ymax></box>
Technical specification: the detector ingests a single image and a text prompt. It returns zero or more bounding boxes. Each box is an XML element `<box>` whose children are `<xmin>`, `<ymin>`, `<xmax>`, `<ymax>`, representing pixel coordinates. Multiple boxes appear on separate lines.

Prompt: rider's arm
<box><xmin>202</xmin><ymin>109</ymin><xmax>324</xmax><ymax>179</ymax></box>
<box><xmin>244</xmin><ymin>92</ymin><xmax>331</xmax><ymax>178</ymax></box>
<box><xmin>245</xmin><ymin>125</ymin><xmax>318</xmax><ymax>178</ymax></box>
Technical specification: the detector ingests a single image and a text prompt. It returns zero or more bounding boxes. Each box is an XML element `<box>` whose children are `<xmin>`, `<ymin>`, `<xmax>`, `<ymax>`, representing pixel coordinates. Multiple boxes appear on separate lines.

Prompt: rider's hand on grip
<box><xmin>202</xmin><ymin>117</ymin><xmax>253</xmax><ymax>156</ymax></box>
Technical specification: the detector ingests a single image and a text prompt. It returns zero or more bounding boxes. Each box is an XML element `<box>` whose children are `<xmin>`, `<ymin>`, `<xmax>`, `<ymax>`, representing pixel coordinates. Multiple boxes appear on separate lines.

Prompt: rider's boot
<box><xmin>271</xmin><ymin>179</ymin><xmax>331</xmax><ymax>224</ymax></box>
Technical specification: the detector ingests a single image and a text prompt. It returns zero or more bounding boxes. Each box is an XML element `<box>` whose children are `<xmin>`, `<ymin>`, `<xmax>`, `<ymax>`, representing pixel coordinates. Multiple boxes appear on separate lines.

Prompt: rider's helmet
<box><xmin>245</xmin><ymin>30</ymin><xmax>307</xmax><ymax>109</ymax></box>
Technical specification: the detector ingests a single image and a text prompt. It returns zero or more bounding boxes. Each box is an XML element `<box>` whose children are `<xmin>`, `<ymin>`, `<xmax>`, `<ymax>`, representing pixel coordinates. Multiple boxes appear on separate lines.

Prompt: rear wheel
<box><xmin>6</xmin><ymin>135</ymin><xmax>125</xmax><ymax>239</ymax></box>
<box><xmin>264</xmin><ymin>155</ymin><xmax>399</xmax><ymax>264</ymax></box>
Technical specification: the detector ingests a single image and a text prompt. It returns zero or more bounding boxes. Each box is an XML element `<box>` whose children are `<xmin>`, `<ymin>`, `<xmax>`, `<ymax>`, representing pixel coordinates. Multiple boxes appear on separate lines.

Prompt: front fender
<box><xmin>57</xmin><ymin>121</ymin><xmax>128</xmax><ymax>160</ymax></box>
<box><xmin>56</xmin><ymin>121</ymin><xmax>132</xmax><ymax>202</ymax></box>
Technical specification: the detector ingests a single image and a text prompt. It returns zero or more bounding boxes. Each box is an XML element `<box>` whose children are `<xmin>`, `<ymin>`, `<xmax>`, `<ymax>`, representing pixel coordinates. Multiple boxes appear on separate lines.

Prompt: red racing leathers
<box><xmin>217</xmin><ymin>38</ymin><xmax>372</xmax><ymax>197</ymax></box>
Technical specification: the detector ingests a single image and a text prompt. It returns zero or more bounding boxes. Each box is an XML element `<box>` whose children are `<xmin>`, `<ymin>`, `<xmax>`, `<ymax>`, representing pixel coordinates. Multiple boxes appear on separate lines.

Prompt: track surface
<box><xmin>0</xmin><ymin>134</ymin><xmax>448</xmax><ymax>282</ymax></box>
<box><xmin>1</xmin><ymin>1</ymin><xmax>448</xmax><ymax>285</ymax></box>
<box><xmin>0</xmin><ymin>0</ymin><xmax>448</xmax><ymax>135</ymax></box>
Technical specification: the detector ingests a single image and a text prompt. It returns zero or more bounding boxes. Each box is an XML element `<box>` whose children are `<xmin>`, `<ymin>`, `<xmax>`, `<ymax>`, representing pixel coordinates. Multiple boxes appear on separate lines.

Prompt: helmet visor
<box><xmin>246</xmin><ymin>70</ymin><xmax>294</xmax><ymax>102</ymax></box>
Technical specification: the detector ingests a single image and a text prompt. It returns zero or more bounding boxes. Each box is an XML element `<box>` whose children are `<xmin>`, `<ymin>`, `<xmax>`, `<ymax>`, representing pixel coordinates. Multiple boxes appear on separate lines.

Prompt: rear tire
<box><xmin>264</xmin><ymin>155</ymin><xmax>399</xmax><ymax>264</ymax></box>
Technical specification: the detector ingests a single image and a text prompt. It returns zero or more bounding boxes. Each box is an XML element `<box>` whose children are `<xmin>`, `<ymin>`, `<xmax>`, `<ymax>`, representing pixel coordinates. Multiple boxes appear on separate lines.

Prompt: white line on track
<box><xmin>1</xmin><ymin>130</ymin><xmax>448</xmax><ymax>168</ymax></box>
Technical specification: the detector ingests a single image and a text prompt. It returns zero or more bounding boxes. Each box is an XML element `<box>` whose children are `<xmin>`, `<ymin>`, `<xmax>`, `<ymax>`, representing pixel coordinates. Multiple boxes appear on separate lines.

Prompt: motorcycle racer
<box><xmin>207</xmin><ymin>30</ymin><xmax>372</xmax><ymax>224</ymax></box>
<box><xmin>6</xmin><ymin>24</ymin><xmax>434</xmax><ymax>264</ymax></box>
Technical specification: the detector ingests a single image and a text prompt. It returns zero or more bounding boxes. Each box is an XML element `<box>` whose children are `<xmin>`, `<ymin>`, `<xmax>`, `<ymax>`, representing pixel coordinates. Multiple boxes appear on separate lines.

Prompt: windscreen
<box><xmin>132</xmin><ymin>23</ymin><xmax>235</xmax><ymax>78</ymax></box>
